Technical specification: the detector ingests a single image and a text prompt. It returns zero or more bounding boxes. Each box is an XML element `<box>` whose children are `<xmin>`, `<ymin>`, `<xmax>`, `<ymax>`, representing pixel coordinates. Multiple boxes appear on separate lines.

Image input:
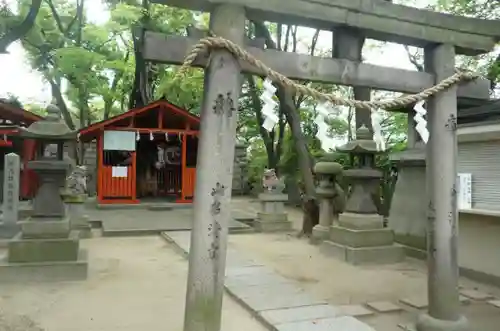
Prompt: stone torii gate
<box><xmin>144</xmin><ymin>0</ymin><xmax>500</xmax><ymax>330</ymax></box>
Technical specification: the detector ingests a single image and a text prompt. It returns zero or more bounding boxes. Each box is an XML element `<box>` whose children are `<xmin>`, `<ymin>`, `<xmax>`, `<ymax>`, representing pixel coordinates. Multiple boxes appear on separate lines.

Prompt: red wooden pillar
<box><xmin>97</xmin><ymin>135</ymin><xmax>104</xmax><ymax>204</ymax></box>
<box><xmin>21</xmin><ymin>139</ymin><xmax>37</xmax><ymax>199</ymax></box>
<box><xmin>178</xmin><ymin>131</ymin><xmax>188</xmax><ymax>202</ymax></box>
<box><xmin>131</xmin><ymin>150</ymin><xmax>137</xmax><ymax>201</ymax></box>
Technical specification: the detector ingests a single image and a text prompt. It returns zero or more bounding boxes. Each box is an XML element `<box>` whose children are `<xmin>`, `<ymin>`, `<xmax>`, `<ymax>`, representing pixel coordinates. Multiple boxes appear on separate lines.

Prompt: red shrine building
<box><xmin>0</xmin><ymin>100</ymin><xmax>42</xmax><ymax>200</ymax></box>
<box><xmin>78</xmin><ymin>99</ymin><xmax>200</xmax><ymax>205</ymax></box>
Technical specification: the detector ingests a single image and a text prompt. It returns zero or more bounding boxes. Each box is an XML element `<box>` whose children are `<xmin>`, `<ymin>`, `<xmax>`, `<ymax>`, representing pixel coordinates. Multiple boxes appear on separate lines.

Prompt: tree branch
<box><xmin>45</xmin><ymin>0</ymin><xmax>68</xmax><ymax>37</ymax></box>
<box><xmin>0</xmin><ymin>0</ymin><xmax>42</xmax><ymax>53</ymax></box>
<box><xmin>403</xmin><ymin>45</ymin><xmax>424</xmax><ymax>72</ymax></box>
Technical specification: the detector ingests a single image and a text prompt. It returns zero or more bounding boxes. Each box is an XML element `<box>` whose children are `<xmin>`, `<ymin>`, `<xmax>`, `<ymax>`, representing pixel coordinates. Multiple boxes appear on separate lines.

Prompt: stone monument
<box><xmin>61</xmin><ymin>165</ymin><xmax>92</xmax><ymax>239</ymax></box>
<box><xmin>0</xmin><ymin>104</ymin><xmax>88</xmax><ymax>282</ymax></box>
<box><xmin>321</xmin><ymin>126</ymin><xmax>404</xmax><ymax>265</ymax></box>
<box><xmin>387</xmin><ymin>108</ymin><xmax>428</xmax><ymax>258</ymax></box>
<box><xmin>254</xmin><ymin>169</ymin><xmax>292</xmax><ymax>232</ymax></box>
<box><xmin>310</xmin><ymin>160</ymin><xmax>344</xmax><ymax>244</ymax></box>
<box><xmin>0</xmin><ymin>153</ymin><xmax>20</xmax><ymax>239</ymax></box>
<box><xmin>388</xmin><ymin>150</ymin><xmax>427</xmax><ymax>258</ymax></box>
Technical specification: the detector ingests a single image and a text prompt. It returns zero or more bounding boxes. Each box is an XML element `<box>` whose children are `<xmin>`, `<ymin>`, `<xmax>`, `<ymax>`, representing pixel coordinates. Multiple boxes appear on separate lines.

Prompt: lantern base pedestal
<box><xmin>311</xmin><ymin>224</ymin><xmax>331</xmax><ymax>244</ymax></box>
<box><xmin>1</xmin><ymin>221</ymin><xmax>88</xmax><ymax>282</ymax></box>
<box><xmin>254</xmin><ymin>212</ymin><xmax>292</xmax><ymax>232</ymax></box>
<box><xmin>20</xmin><ymin>218</ymin><xmax>71</xmax><ymax>239</ymax></box>
<box><xmin>0</xmin><ymin>249</ymin><xmax>88</xmax><ymax>282</ymax></box>
<box><xmin>320</xmin><ymin>213</ymin><xmax>404</xmax><ymax>265</ymax></box>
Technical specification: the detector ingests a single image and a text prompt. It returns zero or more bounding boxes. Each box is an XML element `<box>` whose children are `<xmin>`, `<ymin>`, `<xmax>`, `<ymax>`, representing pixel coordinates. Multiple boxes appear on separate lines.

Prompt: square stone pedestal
<box><xmin>67</xmin><ymin>205</ymin><xmax>92</xmax><ymax>239</ymax></box>
<box><xmin>0</xmin><ymin>218</ymin><xmax>88</xmax><ymax>282</ymax></box>
<box><xmin>254</xmin><ymin>212</ymin><xmax>292</xmax><ymax>232</ymax></box>
<box><xmin>254</xmin><ymin>193</ymin><xmax>293</xmax><ymax>232</ymax></box>
<box><xmin>321</xmin><ymin>213</ymin><xmax>404</xmax><ymax>265</ymax></box>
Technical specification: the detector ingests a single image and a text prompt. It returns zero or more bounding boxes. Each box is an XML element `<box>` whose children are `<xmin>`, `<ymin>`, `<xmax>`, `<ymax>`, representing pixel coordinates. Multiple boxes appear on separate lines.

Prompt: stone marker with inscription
<box><xmin>0</xmin><ymin>153</ymin><xmax>20</xmax><ymax>239</ymax></box>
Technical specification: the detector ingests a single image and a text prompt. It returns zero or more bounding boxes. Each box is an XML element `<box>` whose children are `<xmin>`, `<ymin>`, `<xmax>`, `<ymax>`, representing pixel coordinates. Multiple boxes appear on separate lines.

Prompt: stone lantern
<box><xmin>0</xmin><ymin>104</ymin><xmax>88</xmax><ymax>282</ymax></box>
<box><xmin>336</xmin><ymin>125</ymin><xmax>381</xmax><ymax>215</ymax></box>
<box><xmin>310</xmin><ymin>161</ymin><xmax>343</xmax><ymax>244</ymax></box>
<box><xmin>18</xmin><ymin>104</ymin><xmax>76</xmax><ymax>219</ymax></box>
<box><xmin>320</xmin><ymin>125</ymin><xmax>404</xmax><ymax>265</ymax></box>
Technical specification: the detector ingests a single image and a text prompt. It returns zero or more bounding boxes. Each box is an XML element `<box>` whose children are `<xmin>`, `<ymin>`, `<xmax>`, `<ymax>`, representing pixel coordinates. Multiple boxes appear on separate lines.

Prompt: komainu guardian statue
<box><xmin>66</xmin><ymin>165</ymin><xmax>88</xmax><ymax>195</ymax></box>
<box><xmin>262</xmin><ymin>168</ymin><xmax>285</xmax><ymax>193</ymax></box>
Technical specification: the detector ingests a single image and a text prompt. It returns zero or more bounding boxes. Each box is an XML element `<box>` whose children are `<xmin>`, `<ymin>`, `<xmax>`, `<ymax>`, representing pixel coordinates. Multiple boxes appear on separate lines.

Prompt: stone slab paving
<box><xmin>162</xmin><ymin>231</ymin><xmax>376</xmax><ymax>331</ymax></box>
<box><xmin>399</xmin><ymin>295</ymin><xmax>470</xmax><ymax>309</ymax></box>
<box><xmin>273</xmin><ymin>316</ymin><xmax>376</xmax><ymax>331</ymax></box>
<box><xmin>397</xmin><ymin>322</ymin><xmax>416</xmax><ymax>331</ymax></box>
<box><xmin>337</xmin><ymin>305</ymin><xmax>375</xmax><ymax>317</ymax></box>
<box><xmin>258</xmin><ymin>304</ymin><xmax>338</xmax><ymax>325</ymax></box>
<box><xmin>487</xmin><ymin>300</ymin><xmax>500</xmax><ymax>308</ymax></box>
<box><xmin>460</xmin><ymin>289</ymin><xmax>495</xmax><ymax>301</ymax></box>
<box><xmin>365</xmin><ymin>301</ymin><xmax>403</xmax><ymax>313</ymax></box>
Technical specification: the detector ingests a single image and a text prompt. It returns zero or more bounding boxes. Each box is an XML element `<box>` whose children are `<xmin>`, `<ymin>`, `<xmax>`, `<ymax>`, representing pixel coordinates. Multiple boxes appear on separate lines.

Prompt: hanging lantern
<box><xmin>150</xmin><ymin>131</ymin><xmax>154</xmax><ymax>141</ymax></box>
<box><xmin>136</xmin><ymin>131</ymin><xmax>140</xmax><ymax>141</ymax></box>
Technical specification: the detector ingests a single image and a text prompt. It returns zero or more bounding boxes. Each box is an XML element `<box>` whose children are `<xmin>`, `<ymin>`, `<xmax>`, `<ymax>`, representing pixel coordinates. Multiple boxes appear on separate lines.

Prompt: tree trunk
<box><xmin>48</xmin><ymin>77</ymin><xmax>75</xmax><ymax>130</ymax></box>
<box><xmin>0</xmin><ymin>0</ymin><xmax>42</xmax><ymax>53</ymax></box>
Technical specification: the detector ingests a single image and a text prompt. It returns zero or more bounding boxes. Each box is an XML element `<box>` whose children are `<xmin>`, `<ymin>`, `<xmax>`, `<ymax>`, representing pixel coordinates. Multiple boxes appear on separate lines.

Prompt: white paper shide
<box><xmin>315</xmin><ymin>102</ymin><xmax>337</xmax><ymax>152</ymax></box>
<box><xmin>413</xmin><ymin>101</ymin><xmax>429</xmax><ymax>143</ymax></box>
<box><xmin>371</xmin><ymin>110</ymin><xmax>386</xmax><ymax>151</ymax></box>
<box><xmin>260</xmin><ymin>78</ymin><xmax>279</xmax><ymax>132</ymax></box>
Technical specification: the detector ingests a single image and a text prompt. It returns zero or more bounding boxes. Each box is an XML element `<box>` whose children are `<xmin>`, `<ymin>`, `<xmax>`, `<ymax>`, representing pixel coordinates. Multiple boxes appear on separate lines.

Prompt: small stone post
<box><xmin>311</xmin><ymin>161</ymin><xmax>343</xmax><ymax>244</ymax></box>
<box><xmin>416</xmin><ymin>44</ymin><xmax>467</xmax><ymax>331</ymax></box>
<box><xmin>62</xmin><ymin>166</ymin><xmax>91</xmax><ymax>239</ymax></box>
<box><xmin>0</xmin><ymin>153</ymin><xmax>20</xmax><ymax>239</ymax></box>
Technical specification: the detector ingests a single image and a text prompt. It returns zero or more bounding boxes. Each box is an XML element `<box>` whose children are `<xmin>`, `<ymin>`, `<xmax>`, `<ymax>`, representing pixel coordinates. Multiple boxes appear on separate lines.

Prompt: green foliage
<box><xmin>8</xmin><ymin>0</ymin><xmax>413</xmax><ymax>201</ymax></box>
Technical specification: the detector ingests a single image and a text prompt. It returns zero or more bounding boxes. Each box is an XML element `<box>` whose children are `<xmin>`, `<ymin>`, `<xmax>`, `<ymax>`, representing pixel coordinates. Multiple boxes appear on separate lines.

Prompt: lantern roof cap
<box><xmin>336</xmin><ymin>125</ymin><xmax>381</xmax><ymax>154</ymax></box>
<box><xmin>18</xmin><ymin>104</ymin><xmax>76</xmax><ymax>140</ymax></box>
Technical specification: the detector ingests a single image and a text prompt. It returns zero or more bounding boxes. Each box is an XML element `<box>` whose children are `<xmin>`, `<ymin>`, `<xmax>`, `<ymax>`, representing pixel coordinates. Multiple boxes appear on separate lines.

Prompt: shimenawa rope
<box><xmin>175</xmin><ymin>35</ymin><xmax>479</xmax><ymax>110</ymax></box>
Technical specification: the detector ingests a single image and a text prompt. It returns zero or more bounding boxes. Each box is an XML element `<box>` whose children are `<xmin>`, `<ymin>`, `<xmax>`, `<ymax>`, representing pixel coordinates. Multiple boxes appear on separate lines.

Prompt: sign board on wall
<box><xmin>457</xmin><ymin>173</ymin><xmax>472</xmax><ymax>210</ymax></box>
<box><xmin>103</xmin><ymin>131</ymin><xmax>136</xmax><ymax>151</ymax></box>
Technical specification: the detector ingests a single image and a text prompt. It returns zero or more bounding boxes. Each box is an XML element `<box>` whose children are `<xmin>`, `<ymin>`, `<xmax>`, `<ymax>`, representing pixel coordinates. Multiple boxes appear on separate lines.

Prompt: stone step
<box><xmin>329</xmin><ymin>226</ymin><xmax>395</xmax><ymax>248</ymax></box>
<box><xmin>321</xmin><ymin>240</ymin><xmax>405</xmax><ymax>265</ymax></box>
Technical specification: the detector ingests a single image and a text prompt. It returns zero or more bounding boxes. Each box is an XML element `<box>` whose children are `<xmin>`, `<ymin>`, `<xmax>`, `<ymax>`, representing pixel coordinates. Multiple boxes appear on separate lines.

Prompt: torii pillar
<box><xmin>182</xmin><ymin>4</ymin><xmax>245</xmax><ymax>331</ymax></box>
<box><xmin>416</xmin><ymin>44</ymin><xmax>468</xmax><ymax>331</ymax></box>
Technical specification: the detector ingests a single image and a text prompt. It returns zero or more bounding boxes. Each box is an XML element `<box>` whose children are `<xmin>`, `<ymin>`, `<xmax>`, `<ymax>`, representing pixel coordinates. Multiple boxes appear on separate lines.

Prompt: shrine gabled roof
<box><xmin>0</xmin><ymin>100</ymin><xmax>42</xmax><ymax>124</ymax></box>
<box><xmin>78</xmin><ymin>99</ymin><xmax>200</xmax><ymax>139</ymax></box>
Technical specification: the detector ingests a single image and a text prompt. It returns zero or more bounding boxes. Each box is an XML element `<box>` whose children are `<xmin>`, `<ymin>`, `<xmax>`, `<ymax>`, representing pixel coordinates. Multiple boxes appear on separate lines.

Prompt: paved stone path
<box><xmin>162</xmin><ymin>231</ymin><xmax>377</xmax><ymax>331</ymax></box>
